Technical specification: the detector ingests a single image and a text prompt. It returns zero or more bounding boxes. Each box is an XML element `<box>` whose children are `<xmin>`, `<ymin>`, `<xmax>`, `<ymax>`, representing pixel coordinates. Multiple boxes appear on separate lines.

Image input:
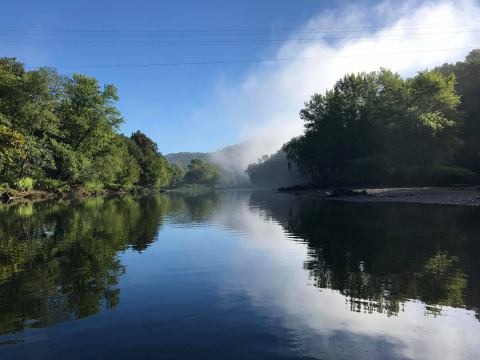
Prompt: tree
<box><xmin>246</xmin><ymin>150</ymin><xmax>305</xmax><ymax>188</ymax></box>
<box><xmin>0</xmin><ymin>125</ymin><xmax>25</xmax><ymax>177</ymax></box>
<box><xmin>437</xmin><ymin>49</ymin><xmax>480</xmax><ymax>172</ymax></box>
<box><xmin>283</xmin><ymin>68</ymin><xmax>464</xmax><ymax>186</ymax></box>
<box><xmin>168</xmin><ymin>163</ymin><xmax>186</xmax><ymax>188</ymax></box>
<box><xmin>128</xmin><ymin>131</ymin><xmax>171</xmax><ymax>188</ymax></box>
<box><xmin>0</xmin><ymin>58</ymin><xmax>179</xmax><ymax>191</ymax></box>
<box><xmin>0</xmin><ymin>59</ymin><xmax>63</xmax><ymax>180</ymax></box>
<box><xmin>284</xmin><ymin>71</ymin><xmax>384</xmax><ymax>184</ymax></box>
<box><xmin>184</xmin><ymin>159</ymin><xmax>220</xmax><ymax>186</ymax></box>
<box><xmin>55</xmin><ymin>74</ymin><xmax>123</xmax><ymax>184</ymax></box>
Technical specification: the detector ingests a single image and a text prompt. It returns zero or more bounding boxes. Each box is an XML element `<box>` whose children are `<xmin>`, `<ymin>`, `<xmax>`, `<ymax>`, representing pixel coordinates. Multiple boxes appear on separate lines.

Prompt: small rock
<box><xmin>0</xmin><ymin>192</ymin><xmax>13</xmax><ymax>202</ymax></box>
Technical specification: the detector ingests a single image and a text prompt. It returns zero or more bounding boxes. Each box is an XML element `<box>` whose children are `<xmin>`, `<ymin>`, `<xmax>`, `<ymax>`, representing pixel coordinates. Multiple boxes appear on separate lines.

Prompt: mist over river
<box><xmin>1</xmin><ymin>191</ymin><xmax>479</xmax><ymax>359</ymax></box>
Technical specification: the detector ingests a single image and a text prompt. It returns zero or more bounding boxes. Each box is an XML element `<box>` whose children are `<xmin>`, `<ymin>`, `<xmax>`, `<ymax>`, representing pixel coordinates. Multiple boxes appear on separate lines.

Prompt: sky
<box><xmin>1</xmin><ymin>0</ymin><xmax>479</xmax><ymax>156</ymax></box>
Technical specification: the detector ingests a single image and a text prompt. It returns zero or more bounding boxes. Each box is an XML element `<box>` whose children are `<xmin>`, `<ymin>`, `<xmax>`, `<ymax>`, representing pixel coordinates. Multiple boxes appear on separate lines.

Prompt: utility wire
<box><xmin>1</xmin><ymin>21</ymin><xmax>479</xmax><ymax>36</ymax></box>
<box><xmin>4</xmin><ymin>31</ymin><xmax>480</xmax><ymax>47</ymax></box>
<box><xmin>3</xmin><ymin>30</ymin><xmax>480</xmax><ymax>48</ymax></box>
<box><xmin>25</xmin><ymin>46</ymin><xmax>478</xmax><ymax>70</ymax></box>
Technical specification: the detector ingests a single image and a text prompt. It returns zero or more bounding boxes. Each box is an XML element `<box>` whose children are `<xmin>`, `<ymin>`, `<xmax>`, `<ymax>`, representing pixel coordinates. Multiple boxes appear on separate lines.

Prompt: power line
<box><xmin>25</xmin><ymin>46</ymin><xmax>478</xmax><ymax>70</ymax></box>
<box><xmin>3</xmin><ymin>30</ymin><xmax>480</xmax><ymax>47</ymax></box>
<box><xmin>1</xmin><ymin>21</ymin><xmax>479</xmax><ymax>36</ymax></box>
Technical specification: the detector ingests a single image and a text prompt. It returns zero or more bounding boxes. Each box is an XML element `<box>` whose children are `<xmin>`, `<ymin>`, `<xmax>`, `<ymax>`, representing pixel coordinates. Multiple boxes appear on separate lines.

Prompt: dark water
<box><xmin>0</xmin><ymin>191</ymin><xmax>479</xmax><ymax>359</ymax></box>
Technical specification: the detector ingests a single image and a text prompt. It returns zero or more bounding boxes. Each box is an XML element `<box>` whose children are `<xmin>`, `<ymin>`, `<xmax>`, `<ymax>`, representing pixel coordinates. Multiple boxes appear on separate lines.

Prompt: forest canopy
<box><xmin>247</xmin><ymin>50</ymin><xmax>480</xmax><ymax>187</ymax></box>
<box><xmin>0</xmin><ymin>58</ymin><xmax>219</xmax><ymax>193</ymax></box>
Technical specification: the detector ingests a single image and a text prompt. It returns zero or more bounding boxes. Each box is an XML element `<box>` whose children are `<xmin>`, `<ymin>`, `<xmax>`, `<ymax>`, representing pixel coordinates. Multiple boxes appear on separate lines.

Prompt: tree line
<box><xmin>0</xmin><ymin>58</ymin><xmax>219</xmax><ymax>193</ymax></box>
<box><xmin>247</xmin><ymin>50</ymin><xmax>480</xmax><ymax>187</ymax></box>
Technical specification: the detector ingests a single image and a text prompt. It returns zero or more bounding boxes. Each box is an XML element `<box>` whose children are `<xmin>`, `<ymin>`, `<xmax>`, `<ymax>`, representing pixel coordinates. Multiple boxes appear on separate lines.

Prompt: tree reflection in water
<box><xmin>249</xmin><ymin>192</ymin><xmax>480</xmax><ymax>320</ymax></box>
<box><xmin>1</xmin><ymin>190</ymin><xmax>479</xmax><ymax>338</ymax></box>
<box><xmin>0</xmin><ymin>193</ymin><xmax>218</xmax><ymax>335</ymax></box>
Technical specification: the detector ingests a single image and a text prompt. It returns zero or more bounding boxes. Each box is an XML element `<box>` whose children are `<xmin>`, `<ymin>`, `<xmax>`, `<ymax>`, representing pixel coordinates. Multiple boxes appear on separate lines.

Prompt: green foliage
<box><xmin>246</xmin><ymin>150</ymin><xmax>306</xmax><ymax>188</ymax></box>
<box><xmin>15</xmin><ymin>177</ymin><xmax>34</xmax><ymax>191</ymax></box>
<box><xmin>165</xmin><ymin>152</ymin><xmax>210</xmax><ymax>169</ymax></box>
<box><xmin>168</xmin><ymin>163</ymin><xmax>186</xmax><ymax>188</ymax></box>
<box><xmin>0</xmin><ymin>58</ymin><xmax>178</xmax><ymax>192</ymax></box>
<box><xmin>437</xmin><ymin>49</ymin><xmax>480</xmax><ymax>172</ymax></box>
<box><xmin>128</xmin><ymin>131</ymin><xmax>171</xmax><ymax>188</ymax></box>
<box><xmin>282</xmin><ymin>67</ymin><xmax>468</xmax><ymax>186</ymax></box>
<box><xmin>35</xmin><ymin>178</ymin><xmax>70</xmax><ymax>192</ymax></box>
<box><xmin>184</xmin><ymin>159</ymin><xmax>220</xmax><ymax>186</ymax></box>
<box><xmin>0</xmin><ymin>183</ymin><xmax>10</xmax><ymax>192</ymax></box>
<box><xmin>0</xmin><ymin>125</ymin><xmax>25</xmax><ymax>177</ymax></box>
<box><xmin>83</xmin><ymin>181</ymin><xmax>104</xmax><ymax>193</ymax></box>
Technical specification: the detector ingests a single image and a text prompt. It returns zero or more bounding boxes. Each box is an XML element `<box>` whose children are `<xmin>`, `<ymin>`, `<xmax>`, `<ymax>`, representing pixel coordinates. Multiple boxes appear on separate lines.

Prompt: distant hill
<box><xmin>167</xmin><ymin>140</ymin><xmax>294</xmax><ymax>188</ymax></box>
<box><xmin>166</xmin><ymin>144</ymin><xmax>253</xmax><ymax>187</ymax></box>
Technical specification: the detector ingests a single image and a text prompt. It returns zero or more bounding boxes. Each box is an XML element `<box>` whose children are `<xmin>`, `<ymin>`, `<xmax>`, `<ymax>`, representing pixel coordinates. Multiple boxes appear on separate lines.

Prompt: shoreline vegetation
<box><xmin>0</xmin><ymin>183</ymin><xmax>219</xmax><ymax>204</ymax></box>
<box><xmin>0</xmin><ymin>58</ymin><xmax>220</xmax><ymax>198</ymax></box>
<box><xmin>2</xmin><ymin>50</ymin><xmax>479</xmax><ymax>205</ymax></box>
<box><xmin>247</xmin><ymin>50</ymin><xmax>480</xmax><ymax>190</ymax></box>
<box><xmin>2</xmin><ymin>185</ymin><xmax>480</xmax><ymax>208</ymax></box>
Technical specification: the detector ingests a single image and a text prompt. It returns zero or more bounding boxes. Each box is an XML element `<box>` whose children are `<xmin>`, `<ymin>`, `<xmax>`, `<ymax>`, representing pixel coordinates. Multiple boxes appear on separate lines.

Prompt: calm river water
<box><xmin>0</xmin><ymin>191</ymin><xmax>479</xmax><ymax>359</ymax></box>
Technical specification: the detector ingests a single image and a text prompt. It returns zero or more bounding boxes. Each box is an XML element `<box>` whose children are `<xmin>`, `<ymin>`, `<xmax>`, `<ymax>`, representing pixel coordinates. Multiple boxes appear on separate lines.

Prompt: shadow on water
<box><xmin>248</xmin><ymin>191</ymin><xmax>480</xmax><ymax>320</ymax></box>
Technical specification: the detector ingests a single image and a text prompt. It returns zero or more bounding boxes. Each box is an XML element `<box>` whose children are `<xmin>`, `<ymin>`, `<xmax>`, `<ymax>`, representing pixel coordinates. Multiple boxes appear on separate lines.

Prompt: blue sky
<box><xmin>0</xmin><ymin>0</ymin><xmax>353</xmax><ymax>153</ymax></box>
<box><xmin>1</xmin><ymin>0</ymin><xmax>478</xmax><ymax>155</ymax></box>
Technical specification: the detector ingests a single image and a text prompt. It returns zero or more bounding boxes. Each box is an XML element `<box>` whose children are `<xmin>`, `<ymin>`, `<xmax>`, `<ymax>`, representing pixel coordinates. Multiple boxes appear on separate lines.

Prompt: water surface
<box><xmin>1</xmin><ymin>191</ymin><xmax>479</xmax><ymax>359</ymax></box>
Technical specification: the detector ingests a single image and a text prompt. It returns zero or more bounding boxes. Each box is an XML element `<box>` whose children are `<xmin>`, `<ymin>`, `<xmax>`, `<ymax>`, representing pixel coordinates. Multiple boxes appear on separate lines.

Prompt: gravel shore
<box><xmin>293</xmin><ymin>187</ymin><xmax>480</xmax><ymax>206</ymax></box>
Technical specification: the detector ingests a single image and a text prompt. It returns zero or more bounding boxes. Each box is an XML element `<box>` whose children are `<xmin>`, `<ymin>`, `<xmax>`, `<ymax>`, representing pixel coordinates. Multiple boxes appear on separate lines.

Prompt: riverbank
<box><xmin>3</xmin><ymin>186</ymin><xmax>480</xmax><ymax>207</ymax></box>
<box><xmin>0</xmin><ymin>184</ymin><xmax>218</xmax><ymax>204</ymax></box>
<box><xmin>0</xmin><ymin>187</ymin><xmax>163</xmax><ymax>204</ymax></box>
<box><xmin>281</xmin><ymin>186</ymin><xmax>480</xmax><ymax>206</ymax></box>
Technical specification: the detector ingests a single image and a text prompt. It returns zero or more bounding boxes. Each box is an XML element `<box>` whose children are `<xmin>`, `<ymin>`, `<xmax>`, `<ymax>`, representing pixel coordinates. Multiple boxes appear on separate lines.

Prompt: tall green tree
<box><xmin>437</xmin><ymin>49</ymin><xmax>480</xmax><ymax>172</ymax></box>
<box><xmin>54</xmin><ymin>74</ymin><xmax>123</xmax><ymax>184</ymax></box>
<box><xmin>0</xmin><ymin>125</ymin><xmax>25</xmax><ymax>177</ymax></box>
<box><xmin>283</xmin><ymin>69</ymin><xmax>464</xmax><ymax>186</ymax></box>
<box><xmin>168</xmin><ymin>163</ymin><xmax>186</xmax><ymax>188</ymax></box>
<box><xmin>0</xmin><ymin>59</ymin><xmax>63</xmax><ymax>180</ymax></box>
<box><xmin>128</xmin><ymin>131</ymin><xmax>171</xmax><ymax>188</ymax></box>
<box><xmin>0</xmin><ymin>58</ymin><xmax>178</xmax><ymax>191</ymax></box>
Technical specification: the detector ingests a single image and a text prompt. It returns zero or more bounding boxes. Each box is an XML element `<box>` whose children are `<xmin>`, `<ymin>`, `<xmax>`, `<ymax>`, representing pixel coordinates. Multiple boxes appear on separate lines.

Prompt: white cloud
<box><xmin>195</xmin><ymin>0</ymin><xmax>480</xmax><ymax>170</ymax></box>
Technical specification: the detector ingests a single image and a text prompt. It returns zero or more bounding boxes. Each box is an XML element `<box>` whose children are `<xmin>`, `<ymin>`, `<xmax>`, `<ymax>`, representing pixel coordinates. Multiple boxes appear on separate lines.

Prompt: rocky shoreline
<box><xmin>280</xmin><ymin>186</ymin><xmax>480</xmax><ymax>206</ymax></box>
<box><xmin>3</xmin><ymin>186</ymin><xmax>480</xmax><ymax>207</ymax></box>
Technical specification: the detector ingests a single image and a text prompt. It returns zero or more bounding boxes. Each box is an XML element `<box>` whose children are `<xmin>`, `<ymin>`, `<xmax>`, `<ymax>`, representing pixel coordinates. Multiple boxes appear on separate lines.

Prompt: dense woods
<box><xmin>246</xmin><ymin>150</ymin><xmax>305</xmax><ymax>188</ymax></box>
<box><xmin>247</xmin><ymin>50</ymin><xmax>480</xmax><ymax>187</ymax></box>
<box><xmin>0</xmin><ymin>58</ymin><xmax>219</xmax><ymax>193</ymax></box>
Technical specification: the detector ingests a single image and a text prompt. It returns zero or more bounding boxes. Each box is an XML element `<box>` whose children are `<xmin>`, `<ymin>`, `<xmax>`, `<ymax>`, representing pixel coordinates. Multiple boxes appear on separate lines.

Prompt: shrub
<box><xmin>36</xmin><ymin>178</ymin><xmax>70</xmax><ymax>192</ymax></box>
<box><xmin>15</xmin><ymin>177</ymin><xmax>34</xmax><ymax>191</ymax></box>
<box><xmin>0</xmin><ymin>183</ymin><xmax>10</xmax><ymax>192</ymax></box>
<box><xmin>83</xmin><ymin>181</ymin><xmax>104</xmax><ymax>194</ymax></box>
